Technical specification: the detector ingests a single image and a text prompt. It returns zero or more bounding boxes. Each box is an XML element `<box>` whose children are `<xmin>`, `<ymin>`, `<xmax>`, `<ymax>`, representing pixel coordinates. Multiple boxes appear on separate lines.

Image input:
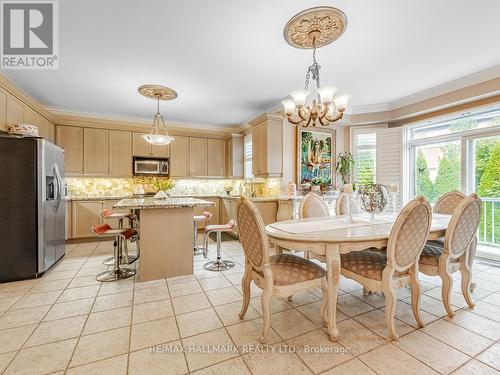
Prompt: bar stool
<box><xmin>100</xmin><ymin>209</ymin><xmax>139</xmax><ymax>265</ymax></box>
<box><xmin>91</xmin><ymin>224</ymin><xmax>138</xmax><ymax>281</ymax></box>
<box><xmin>203</xmin><ymin>219</ymin><xmax>236</xmax><ymax>271</ymax></box>
<box><xmin>193</xmin><ymin>211</ymin><xmax>213</xmax><ymax>255</ymax></box>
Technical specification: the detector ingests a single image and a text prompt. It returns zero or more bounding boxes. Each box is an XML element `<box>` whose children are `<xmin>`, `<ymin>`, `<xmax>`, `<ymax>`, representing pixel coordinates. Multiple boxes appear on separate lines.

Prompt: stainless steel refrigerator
<box><xmin>0</xmin><ymin>136</ymin><xmax>65</xmax><ymax>282</ymax></box>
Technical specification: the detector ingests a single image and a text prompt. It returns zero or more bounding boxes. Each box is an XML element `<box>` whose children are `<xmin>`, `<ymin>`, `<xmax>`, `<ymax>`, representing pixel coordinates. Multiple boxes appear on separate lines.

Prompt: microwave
<box><xmin>133</xmin><ymin>157</ymin><xmax>169</xmax><ymax>176</ymax></box>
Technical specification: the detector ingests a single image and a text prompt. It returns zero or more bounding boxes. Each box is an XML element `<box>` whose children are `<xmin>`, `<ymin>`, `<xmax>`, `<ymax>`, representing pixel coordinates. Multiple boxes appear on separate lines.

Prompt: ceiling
<box><xmin>3</xmin><ymin>0</ymin><xmax>500</xmax><ymax>127</ymax></box>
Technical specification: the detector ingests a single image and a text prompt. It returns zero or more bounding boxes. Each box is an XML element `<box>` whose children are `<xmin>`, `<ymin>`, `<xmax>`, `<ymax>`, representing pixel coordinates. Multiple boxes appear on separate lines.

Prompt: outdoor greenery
<box><xmin>356</xmin><ymin>150</ymin><xmax>376</xmax><ymax>185</ymax></box>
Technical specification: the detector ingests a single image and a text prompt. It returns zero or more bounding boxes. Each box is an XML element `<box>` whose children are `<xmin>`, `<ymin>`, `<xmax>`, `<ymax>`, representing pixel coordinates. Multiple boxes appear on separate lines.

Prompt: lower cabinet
<box><xmin>253</xmin><ymin>201</ymin><xmax>278</xmax><ymax>226</ymax></box>
<box><xmin>193</xmin><ymin>198</ymin><xmax>220</xmax><ymax>229</ymax></box>
<box><xmin>71</xmin><ymin>200</ymin><xmax>103</xmax><ymax>239</ymax></box>
<box><xmin>65</xmin><ymin>202</ymin><xmax>72</xmax><ymax>240</ymax></box>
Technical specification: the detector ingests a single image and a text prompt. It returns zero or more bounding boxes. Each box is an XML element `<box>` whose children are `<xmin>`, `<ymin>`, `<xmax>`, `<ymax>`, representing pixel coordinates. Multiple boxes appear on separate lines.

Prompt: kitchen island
<box><xmin>114</xmin><ymin>197</ymin><xmax>214</xmax><ymax>281</ymax></box>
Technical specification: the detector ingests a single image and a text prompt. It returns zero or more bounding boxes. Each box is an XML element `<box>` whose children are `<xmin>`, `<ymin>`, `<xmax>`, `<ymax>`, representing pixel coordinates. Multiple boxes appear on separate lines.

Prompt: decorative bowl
<box><xmin>8</xmin><ymin>123</ymin><xmax>39</xmax><ymax>137</ymax></box>
<box><xmin>356</xmin><ymin>184</ymin><xmax>389</xmax><ymax>216</ymax></box>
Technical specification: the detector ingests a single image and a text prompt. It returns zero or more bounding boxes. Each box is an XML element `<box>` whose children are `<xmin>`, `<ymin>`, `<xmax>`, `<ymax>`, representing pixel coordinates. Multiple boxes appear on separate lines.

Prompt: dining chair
<box><xmin>340</xmin><ymin>196</ymin><xmax>432</xmax><ymax>340</ymax></box>
<box><xmin>237</xmin><ymin>196</ymin><xmax>329</xmax><ymax>344</ymax></box>
<box><xmin>299</xmin><ymin>192</ymin><xmax>329</xmax><ymax>260</ymax></box>
<box><xmin>419</xmin><ymin>193</ymin><xmax>481</xmax><ymax>317</ymax></box>
<box><xmin>335</xmin><ymin>192</ymin><xmax>359</xmax><ymax>215</ymax></box>
<box><xmin>431</xmin><ymin>190</ymin><xmax>477</xmax><ymax>292</ymax></box>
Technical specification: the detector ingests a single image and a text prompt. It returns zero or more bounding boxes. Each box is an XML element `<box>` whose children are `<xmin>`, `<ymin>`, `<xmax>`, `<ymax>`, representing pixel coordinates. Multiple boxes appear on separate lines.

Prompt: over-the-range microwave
<box><xmin>133</xmin><ymin>156</ymin><xmax>169</xmax><ymax>176</ymax></box>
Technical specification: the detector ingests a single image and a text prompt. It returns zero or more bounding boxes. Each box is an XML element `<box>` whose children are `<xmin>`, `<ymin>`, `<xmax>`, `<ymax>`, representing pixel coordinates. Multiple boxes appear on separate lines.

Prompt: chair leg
<box><xmin>382</xmin><ymin>268</ymin><xmax>398</xmax><ymax>340</ymax></box>
<box><xmin>239</xmin><ymin>263</ymin><xmax>252</xmax><ymax>320</ymax></box>
<box><xmin>460</xmin><ymin>254</ymin><xmax>475</xmax><ymax>309</ymax></box>
<box><xmin>363</xmin><ymin>287</ymin><xmax>370</xmax><ymax>296</ymax></box>
<box><xmin>259</xmin><ymin>270</ymin><xmax>273</xmax><ymax>344</ymax></box>
<box><xmin>408</xmin><ymin>264</ymin><xmax>424</xmax><ymax>328</ymax></box>
<box><xmin>320</xmin><ymin>278</ymin><xmax>328</xmax><ymax>327</ymax></box>
<box><xmin>438</xmin><ymin>256</ymin><xmax>455</xmax><ymax>318</ymax></box>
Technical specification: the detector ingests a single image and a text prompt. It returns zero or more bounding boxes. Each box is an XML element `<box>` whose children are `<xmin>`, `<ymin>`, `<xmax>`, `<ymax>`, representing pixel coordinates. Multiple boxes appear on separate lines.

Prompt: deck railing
<box><xmin>479</xmin><ymin>197</ymin><xmax>500</xmax><ymax>248</ymax></box>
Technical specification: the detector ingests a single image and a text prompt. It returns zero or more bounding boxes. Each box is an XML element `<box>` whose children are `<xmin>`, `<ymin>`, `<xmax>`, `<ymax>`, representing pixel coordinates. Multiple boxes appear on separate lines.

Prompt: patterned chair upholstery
<box><xmin>340</xmin><ymin>196</ymin><xmax>433</xmax><ymax>340</ymax></box>
<box><xmin>335</xmin><ymin>192</ymin><xmax>360</xmax><ymax>215</ymax></box>
<box><xmin>433</xmin><ymin>190</ymin><xmax>466</xmax><ymax>215</ymax></box>
<box><xmin>299</xmin><ymin>192</ymin><xmax>330</xmax><ymax>218</ymax></box>
<box><xmin>419</xmin><ymin>193</ymin><xmax>481</xmax><ymax>317</ymax></box>
<box><xmin>237</xmin><ymin>196</ymin><xmax>329</xmax><ymax>344</ymax></box>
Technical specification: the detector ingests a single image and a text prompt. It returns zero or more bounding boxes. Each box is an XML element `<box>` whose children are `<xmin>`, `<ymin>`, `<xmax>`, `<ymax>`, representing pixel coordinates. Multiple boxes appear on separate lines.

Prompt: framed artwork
<box><xmin>297</xmin><ymin>127</ymin><xmax>336</xmax><ymax>188</ymax></box>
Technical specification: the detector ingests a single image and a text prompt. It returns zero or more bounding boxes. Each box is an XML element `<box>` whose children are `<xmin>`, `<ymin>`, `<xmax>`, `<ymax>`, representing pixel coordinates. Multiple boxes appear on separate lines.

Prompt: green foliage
<box><xmin>477</xmin><ymin>143</ymin><xmax>500</xmax><ymax>197</ymax></box>
<box><xmin>152</xmin><ymin>177</ymin><xmax>175</xmax><ymax>192</ymax></box>
<box><xmin>433</xmin><ymin>143</ymin><xmax>461</xmax><ymax>199</ymax></box>
<box><xmin>356</xmin><ymin>150</ymin><xmax>375</xmax><ymax>185</ymax></box>
<box><xmin>416</xmin><ymin>149</ymin><xmax>436</xmax><ymax>201</ymax></box>
<box><xmin>336</xmin><ymin>152</ymin><xmax>355</xmax><ymax>184</ymax></box>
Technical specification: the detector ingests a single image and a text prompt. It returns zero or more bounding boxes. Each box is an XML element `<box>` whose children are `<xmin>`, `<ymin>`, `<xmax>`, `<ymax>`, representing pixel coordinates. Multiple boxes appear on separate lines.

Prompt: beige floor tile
<box><xmin>92</xmin><ymin>291</ymin><xmax>133</xmax><ymax>312</ymax></box>
<box><xmin>226</xmin><ymin>318</ymin><xmax>281</xmax><ymax>348</ymax></box>
<box><xmin>224</xmin><ymin>272</ymin><xmax>245</xmax><ymax>286</ymax></box>
<box><xmin>395</xmin><ymin>301</ymin><xmax>438</xmax><ymax>327</ymax></box>
<box><xmin>321</xmin><ymin>358</ymin><xmax>376</xmax><ymax>375</ymax></box>
<box><xmin>288</xmin><ymin>329</ymin><xmax>354</xmax><ymax>373</ymax></box>
<box><xmin>4</xmin><ymin>338</ymin><xmax>77</xmax><ymax>375</ymax></box>
<box><xmin>66</xmin><ymin>354</ymin><xmax>128</xmax><ymax>375</ymax></box>
<box><xmin>130</xmin><ymin>317</ymin><xmax>179</xmax><ymax>351</ymax></box>
<box><xmin>394</xmin><ymin>330</ymin><xmax>470</xmax><ymax>374</ymax></box>
<box><xmin>339</xmin><ymin>277</ymin><xmax>363</xmax><ymax>292</ymax></box>
<box><xmin>58</xmin><ymin>285</ymin><xmax>100</xmax><ymax>302</ymax></box>
<box><xmin>0</xmin><ymin>296</ymin><xmax>19</xmax><ymax>312</ymax></box>
<box><xmin>424</xmin><ymin>288</ymin><xmax>468</xmax><ymax>308</ymax></box>
<box><xmin>11</xmin><ymin>290</ymin><xmax>62</xmax><ymax>310</ymax></box>
<box><xmin>205</xmin><ymin>286</ymin><xmax>242</xmax><ymax>306</ymax></box>
<box><xmin>477</xmin><ymin>343</ymin><xmax>500</xmax><ymax>370</ymax></box>
<box><xmin>0</xmin><ymin>324</ymin><xmax>37</xmax><ymax>353</ymax></box>
<box><xmin>296</xmin><ymin>301</ymin><xmax>348</xmax><ymax>327</ymax></box>
<box><xmin>0</xmin><ymin>351</ymin><xmax>16</xmax><ymax>373</ymax></box>
<box><xmin>132</xmin><ymin>299</ymin><xmax>174</xmax><ymax>324</ymax></box>
<box><xmin>348</xmin><ymin>289</ymin><xmax>386</xmax><ymax>308</ymax></box>
<box><xmin>28</xmin><ymin>279</ymin><xmax>71</xmax><ymax>294</ymax></box>
<box><xmin>183</xmin><ymin>328</ymin><xmax>238</xmax><ymax>371</ymax></box>
<box><xmin>360</xmin><ymin>343</ymin><xmax>438</xmax><ymax>375</ymax></box>
<box><xmin>337</xmin><ymin>294</ymin><xmax>375</xmax><ymax>317</ymax></box>
<box><xmin>98</xmin><ymin>279</ymin><xmax>134</xmax><ymax>296</ymax></box>
<box><xmin>481</xmin><ymin>292</ymin><xmax>500</xmax><ymax>307</ymax></box>
<box><xmin>172</xmin><ymin>292</ymin><xmax>211</xmax><ymax>315</ymax></box>
<box><xmin>250</xmin><ymin>296</ymin><xmax>292</xmax><ymax>315</ymax></box>
<box><xmin>25</xmin><ymin>315</ymin><xmax>87</xmax><ymax>347</ymax></box>
<box><xmin>83</xmin><ymin>306</ymin><xmax>131</xmax><ymax>335</ymax></box>
<box><xmin>70</xmin><ymin>326</ymin><xmax>130</xmax><ymax>367</ymax></box>
<box><xmin>270</xmin><ymin>309</ymin><xmax>317</xmax><ymax>340</ymax></box>
<box><xmin>403</xmin><ymin>294</ymin><xmax>451</xmax><ymax>317</ymax></box>
<box><xmin>470</xmin><ymin>301</ymin><xmax>500</xmax><ymax>323</ymax></box>
<box><xmin>44</xmin><ymin>298</ymin><xmax>94</xmax><ymax>321</ymax></box>
<box><xmin>134</xmin><ymin>279</ymin><xmax>167</xmax><ymax>290</ymax></box>
<box><xmin>169</xmin><ymin>280</ymin><xmax>203</xmax><ymax>297</ymax></box>
<box><xmin>446</xmin><ymin>309</ymin><xmax>500</xmax><ymax>341</ymax></box>
<box><xmin>67</xmin><ymin>275</ymin><xmax>101</xmax><ymax>289</ymax></box>
<box><xmin>243</xmin><ymin>351</ymin><xmax>313</xmax><ymax>375</ymax></box>
<box><xmin>134</xmin><ymin>285</ymin><xmax>170</xmax><ymax>304</ymax></box>
<box><xmin>129</xmin><ymin>342</ymin><xmax>188</xmax><ymax>375</ymax></box>
<box><xmin>0</xmin><ymin>305</ymin><xmax>50</xmax><ymax>329</ymax></box>
<box><xmin>453</xmin><ymin>359</ymin><xmax>500</xmax><ymax>375</ymax></box>
<box><xmin>214</xmin><ymin>301</ymin><xmax>259</xmax><ymax>326</ymax></box>
<box><xmin>287</xmin><ymin>290</ymin><xmax>320</xmax><ymax>307</ymax></box>
<box><xmin>353</xmin><ymin>309</ymin><xmax>414</xmax><ymax>338</ymax></box>
<box><xmin>177</xmin><ymin>308</ymin><xmax>223</xmax><ymax>338</ymax></box>
<box><xmin>422</xmin><ymin>319</ymin><xmax>493</xmax><ymax>356</ymax></box>
<box><xmin>76</xmin><ymin>266</ymin><xmax>108</xmax><ymax>278</ymax></box>
<box><xmin>199</xmin><ymin>276</ymin><xmax>232</xmax><ymax>291</ymax></box>
<box><xmin>43</xmin><ymin>269</ymin><xmax>79</xmax><ymax>281</ymax></box>
<box><xmin>191</xmin><ymin>357</ymin><xmax>250</xmax><ymax>375</ymax></box>
<box><xmin>335</xmin><ymin>319</ymin><xmax>386</xmax><ymax>356</ymax></box>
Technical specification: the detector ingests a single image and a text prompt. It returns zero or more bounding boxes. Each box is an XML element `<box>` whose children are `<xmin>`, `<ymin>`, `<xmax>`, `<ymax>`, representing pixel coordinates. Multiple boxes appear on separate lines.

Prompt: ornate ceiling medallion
<box><xmin>138</xmin><ymin>84</ymin><xmax>178</xmax><ymax>101</ymax></box>
<box><xmin>284</xmin><ymin>6</ymin><xmax>348</xmax><ymax>49</ymax></box>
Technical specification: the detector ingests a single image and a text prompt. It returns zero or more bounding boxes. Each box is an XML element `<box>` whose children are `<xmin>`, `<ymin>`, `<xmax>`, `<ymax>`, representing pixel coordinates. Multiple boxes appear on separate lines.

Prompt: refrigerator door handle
<box><xmin>53</xmin><ymin>164</ymin><xmax>62</xmax><ymax>212</ymax></box>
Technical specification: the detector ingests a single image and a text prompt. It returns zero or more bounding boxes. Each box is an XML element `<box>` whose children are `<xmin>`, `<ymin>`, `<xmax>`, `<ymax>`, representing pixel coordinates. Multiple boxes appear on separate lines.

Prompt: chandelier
<box><xmin>281</xmin><ymin>6</ymin><xmax>350</xmax><ymax>127</ymax></box>
<box><xmin>138</xmin><ymin>84</ymin><xmax>177</xmax><ymax>145</ymax></box>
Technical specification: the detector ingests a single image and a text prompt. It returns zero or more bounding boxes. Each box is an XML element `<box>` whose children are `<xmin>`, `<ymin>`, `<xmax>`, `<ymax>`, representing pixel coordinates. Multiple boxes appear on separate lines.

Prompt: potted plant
<box><xmin>336</xmin><ymin>152</ymin><xmax>355</xmax><ymax>185</ymax></box>
<box><xmin>311</xmin><ymin>178</ymin><xmax>322</xmax><ymax>192</ymax></box>
<box><xmin>152</xmin><ymin>177</ymin><xmax>175</xmax><ymax>196</ymax></box>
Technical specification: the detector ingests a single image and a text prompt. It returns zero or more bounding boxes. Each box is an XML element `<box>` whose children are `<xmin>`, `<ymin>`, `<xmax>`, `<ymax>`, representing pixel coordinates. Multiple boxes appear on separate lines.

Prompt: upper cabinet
<box><xmin>208</xmin><ymin>139</ymin><xmax>226</xmax><ymax>177</ymax></box>
<box><xmin>226</xmin><ymin>135</ymin><xmax>244</xmax><ymax>178</ymax></box>
<box><xmin>84</xmin><ymin>128</ymin><xmax>109</xmax><ymax>175</ymax></box>
<box><xmin>189</xmin><ymin>138</ymin><xmax>208</xmax><ymax>177</ymax></box>
<box><xmin>56</xmin><ymin>126</ymin><xmax>83</xmax><ymax>174</ymax></box>
<box><xmin>170</xmin><ymin>136</ymin><xmax>190</xmax><ymax>177</ymax></box>
<box><xmin>132</xmin><ymin>132</ymin><xmax>169</xmax><ymax>157</ymax></box>
<box><xmin>109</xmin><ymin>130</ymin><xmax>132</xmax><ymax>176</ymax></box>
<box><xmin>251</xmin><ymin>114</ymin><xmax>283</xmax><ymax>177</ymax></box>
<box><xmin>37</xmin><ymin>114</ymin><xmax>55</xmax><ymax>142</ymax></box>
<box><xmin>6</xmin><ymin>95</ymin><xmax>24</xmax><ymax>126</ymax></box>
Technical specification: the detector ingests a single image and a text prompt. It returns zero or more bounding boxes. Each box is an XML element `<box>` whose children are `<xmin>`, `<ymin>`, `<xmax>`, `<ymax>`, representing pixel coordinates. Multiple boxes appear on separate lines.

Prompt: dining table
<box><xmin>265</xmin><ymin>212</ymin><xmax>452</xmax><ymax>341</ymax></box>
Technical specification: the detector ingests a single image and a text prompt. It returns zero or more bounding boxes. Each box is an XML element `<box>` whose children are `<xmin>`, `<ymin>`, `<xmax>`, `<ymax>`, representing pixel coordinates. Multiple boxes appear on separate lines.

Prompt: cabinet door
<box><xmin>65</xmin><ymin>202</ymin><xmax>72</xmax><ymax>240</ymax></box>
<box><xmin>6</xmin><ymin>95</ymin><xmax>24</xmax><ymax>126</ymax></box>
<box><xmin>259</xmin><ymin>122</ymin><xmax>268</xmax><ymax>174</ymax></box>
<box><xmin>56</xmin><ymin>126</ymin><xmax>83</xmax><ymax>173</ymax></box>
<box><xmin>37</xmin><ymin>115</ymin><xmax>54</xmax><ymax>142</ymax></box>
<box><xmin>133</xmin><ymin>132</ymin><xmax>151</xmax><ymax>156</ymax></box>
<box><xmin>109</xmin><ymin>130</ymin><xmax>132</xmax><ymax>176</ymax></box>
<box><xmin>151</xmin><ymin>144</ymin><xmax>169</xmax><ymax>158</ymax></box>
<box><xmin>0</xmin><ymin>88</ymin><xmax>7</xmax><ymax>131</ymax></box>
<box><xmin>71</xmin><ymin>201</ymin><xmax>103</xmax><ymax>238</ymax></box>
<box><xmin>24</xmin><ymin>106</ymin><xmax>38</xmax><ymax>126</ymax></box>
<box><xmin>252</xmin><ymin>125</ymin><xmax>261</xmax><ymax>176</ymax></box>
<box><xmin>254</xmin><ymin>201</ymin><xmax>278</xmax><ymax>225</ymax></box>
<box><xmin>189</xmin><ymin>138</ymin><xmax>208</xmax><ymax>177</ymax></box>
<box><xmin>208</xmin><ymin>139</ymin><xmax>225</xmax><ymax>177</ymax></box>
<box><xmin>170</xmin><ymin>136</ymin><xmax>189</xmax><ymax>177</ymax></box>
<box><xmin>84</xmin><ymin>128</ymin><xmax>109</xmax><ymax>175</ymax></box>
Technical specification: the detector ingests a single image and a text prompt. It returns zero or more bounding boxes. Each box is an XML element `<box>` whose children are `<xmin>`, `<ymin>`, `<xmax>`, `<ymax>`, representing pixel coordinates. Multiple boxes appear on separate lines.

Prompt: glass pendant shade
<box><xmin>333</xmin><ymin>94</ymin><xmax>350</xmax><ymax>111</ymax></box>
<box><xmin>143</xmin><ymin>112</ymin><xmax>174</xmax><ymax>145</ymax></box>
<box><xmin>281</xmin><ymin>98</ymin><xmax>296</xmax><ymax>115</ymax></box>
<box><xmin>317</xmin><ymin>86</ymin><xmax>337</xmax><ymax>103</ymax></box>
<box><xmin>290</xmin><ymin>90</ymin><xmax>309</xmax><ymax>106</ymax></box>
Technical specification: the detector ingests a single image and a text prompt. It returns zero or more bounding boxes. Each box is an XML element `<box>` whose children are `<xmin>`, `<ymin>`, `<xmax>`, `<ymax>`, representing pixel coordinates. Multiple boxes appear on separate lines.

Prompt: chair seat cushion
<box><xmin>341</xmin><ymin>249</ymin><xmax>405</xmax><ymax>281</ymax></box>
<box><xmin>257</xmin><ymin>254</ymin><xmax>326</xmax><ymax>286</ymax></box>
<box><xmin>419</xmin><ymin>241</ymin><xmax>459</xmax><ymax>266</ymax></box>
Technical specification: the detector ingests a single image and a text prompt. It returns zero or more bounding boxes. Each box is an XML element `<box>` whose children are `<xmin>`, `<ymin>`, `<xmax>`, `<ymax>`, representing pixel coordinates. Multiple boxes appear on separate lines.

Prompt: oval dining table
<box><xmin>265</xmin><ymin>212</ymin><xmax>452</xmax><ymax>341</ymax></box>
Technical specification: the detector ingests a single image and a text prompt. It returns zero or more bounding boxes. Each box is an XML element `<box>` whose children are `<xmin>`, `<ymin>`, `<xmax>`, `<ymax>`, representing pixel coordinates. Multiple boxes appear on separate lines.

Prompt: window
<box><xmin>244</xmin><ymin>133</ymin><xmax>253</xmax><ymax>179</ymax></box>
<box><xmin>353</xmin><ymin>131</ymin><xmax>376</xmax><ymax>184</ymax></box>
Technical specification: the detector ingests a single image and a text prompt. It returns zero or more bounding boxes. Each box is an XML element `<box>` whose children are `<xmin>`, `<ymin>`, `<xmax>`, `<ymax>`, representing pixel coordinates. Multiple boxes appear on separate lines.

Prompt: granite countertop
<box><xmin>113</xmin><ymin>197</ymin><xmax>215</xmax><ymax>209</ymax></box>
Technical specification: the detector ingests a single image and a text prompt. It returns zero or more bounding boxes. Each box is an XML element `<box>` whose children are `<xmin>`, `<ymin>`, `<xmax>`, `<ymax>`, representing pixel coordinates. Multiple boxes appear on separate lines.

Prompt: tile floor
<box><xmin>0</xmin><ymin>240</ymin><xmax>499</xmax><ymax>375</ymax></box>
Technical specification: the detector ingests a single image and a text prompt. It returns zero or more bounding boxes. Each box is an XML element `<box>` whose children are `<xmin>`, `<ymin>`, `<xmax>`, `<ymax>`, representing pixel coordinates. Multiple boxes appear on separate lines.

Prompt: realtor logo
<box><xmin>1</xmin><ymin>1</ymin><xmax>59</xmax><ymax>69</ymax></box>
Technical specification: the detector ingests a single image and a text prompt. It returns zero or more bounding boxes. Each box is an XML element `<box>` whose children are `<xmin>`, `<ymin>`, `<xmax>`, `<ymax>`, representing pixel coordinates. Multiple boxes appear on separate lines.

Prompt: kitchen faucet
<box><xmin>244</xmin><ymin>178</ymin><xmax>257</xmax><ymax>198</ymax></box>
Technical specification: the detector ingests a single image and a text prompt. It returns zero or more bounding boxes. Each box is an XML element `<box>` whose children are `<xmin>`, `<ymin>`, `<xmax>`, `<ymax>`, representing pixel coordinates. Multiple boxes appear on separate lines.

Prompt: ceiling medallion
<box><xmin>283</xmin><ymin>6</ymin><xmax>348</xmax><ymax>49</ymax></box>
<box><xmin>138</xmin><ymin>84</ymin><xmax>177</xmax><ymax>145</ymax></box>
<box><xmin>281</xmin><ymin>6</ymin><xmax>350</xmax><ymax>128</ymax></box>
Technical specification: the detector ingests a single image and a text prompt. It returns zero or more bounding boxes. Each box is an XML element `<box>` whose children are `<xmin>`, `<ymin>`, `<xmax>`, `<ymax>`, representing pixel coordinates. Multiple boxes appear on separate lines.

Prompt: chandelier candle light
<box><xmin>282</xmin><ymin>6</ymin><xmax>350</xmax><ymax>127</ymax></box>
<box><xmin>139</xmin><ymin>84</ymin><xmax>177</xmax><ymax>145</ymax></box>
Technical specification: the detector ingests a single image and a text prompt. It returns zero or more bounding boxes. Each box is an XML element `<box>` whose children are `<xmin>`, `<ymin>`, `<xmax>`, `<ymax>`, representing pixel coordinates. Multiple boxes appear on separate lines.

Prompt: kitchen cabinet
<box><xmin>190</xmin><ymin>138</ymin><xmax>208</xmax><ymax>177</ymax></box>
<box><xmin>226</xmin><ymin>135</ymin><xmax>243</xmax><ymax>178</ymax></box>
<box><xmin>251</xmin><ymin>114</ymin><xmax>283</xmax><ymax>177</ymax></box>
<box><xmin>109</xmin><ymin>130</ymin><xmax>132</xmax><ymax>176</ymax></box>
<box><xmin>84</xmin><ymin>128</ymin><xmax>109</xmax><ymax>175</ymax></box>
<box><xmin>37</xmin><ymin>115</ymin><xmax>54</xmax><ymax>142</ymax></box>
<box><xmin>170</xmin><ymin>136</ymin><xmax>190</xmax><ymax>177</ymax></box>
<box><xmin>65</xmin><ymin>202</ymin><xmax>72</xmax><ymax>240</ymax></box>
<box><xmin>103</xmin><ymin>200</ymin><xmax>131</xmax><ymax>228</ymax></box>
<box><xmin>24</xmin><ymin>106</ymin><xmax>38</xmax><ymax>126</ymax></box>
<box><xmin>193</xmin><ymin>197</ymin><xmax>220</xmax><ymax>229</ymax></box>
<box><xmin>221</xmin><ymin>198</ymin><xmax>238</xmax><ymax>236</ymax></box>
<box><xmin>254</xmin><ymin>201</ymin><xmax>278</xmax><ymax>225</ymax></box>
<box><xmin>71</xmin><ymin>200</ymin><xmax>103</xmax><ymax>238</ymax></box>
<box><xmin>0</xmin><ymin>88</ymin><xmax>7</xmax><ymax>132</ymax></box>
<box><xmin>56</xmin><ymin>126</ymin><xmax>83</xmax><ymax>174</ymax></box>
<box><xmin>6</xmin><ymin>95</ymin><xmax>24</xmax><ymax>126</ymax></box>
<box><xmin>208</xmin><ymin>139</ymin><xmax>226</xmax><ymax>177</ymax></box>
<box><xmin>133</xmin><ymin>132</ymin><xmax>169</xmax><ymax>157</ymax></box>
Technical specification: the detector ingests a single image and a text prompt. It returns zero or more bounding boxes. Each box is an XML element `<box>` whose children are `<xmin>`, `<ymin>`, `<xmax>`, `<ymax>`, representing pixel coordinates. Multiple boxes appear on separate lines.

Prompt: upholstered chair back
<box><xmin>387</xmin><ymin>196</ymin><xmax>432</xmax><ymax>270</ymax></box>
<box><xmin>335</xmin><ymin>192</ymin><xmax>360</xmax><ymax>215</ymax></box>
<box><xmin>444</xmin><ymin>193</ymin><xmax>481</xmax><ymax>258</ymax></box>
<box><xmin>433</xmin><ymin>190</ymin><xmax>466</xmax><ymax>214</ymax></box>
<box><xmin>237</xmin><ymin>196</ymin><xmax>270</xmax><ymax>269</ymax></box>
<box><xmin>299</xmin><ymin>192</ymin><xmax>330</xmax><ymax>218</ymax></box>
